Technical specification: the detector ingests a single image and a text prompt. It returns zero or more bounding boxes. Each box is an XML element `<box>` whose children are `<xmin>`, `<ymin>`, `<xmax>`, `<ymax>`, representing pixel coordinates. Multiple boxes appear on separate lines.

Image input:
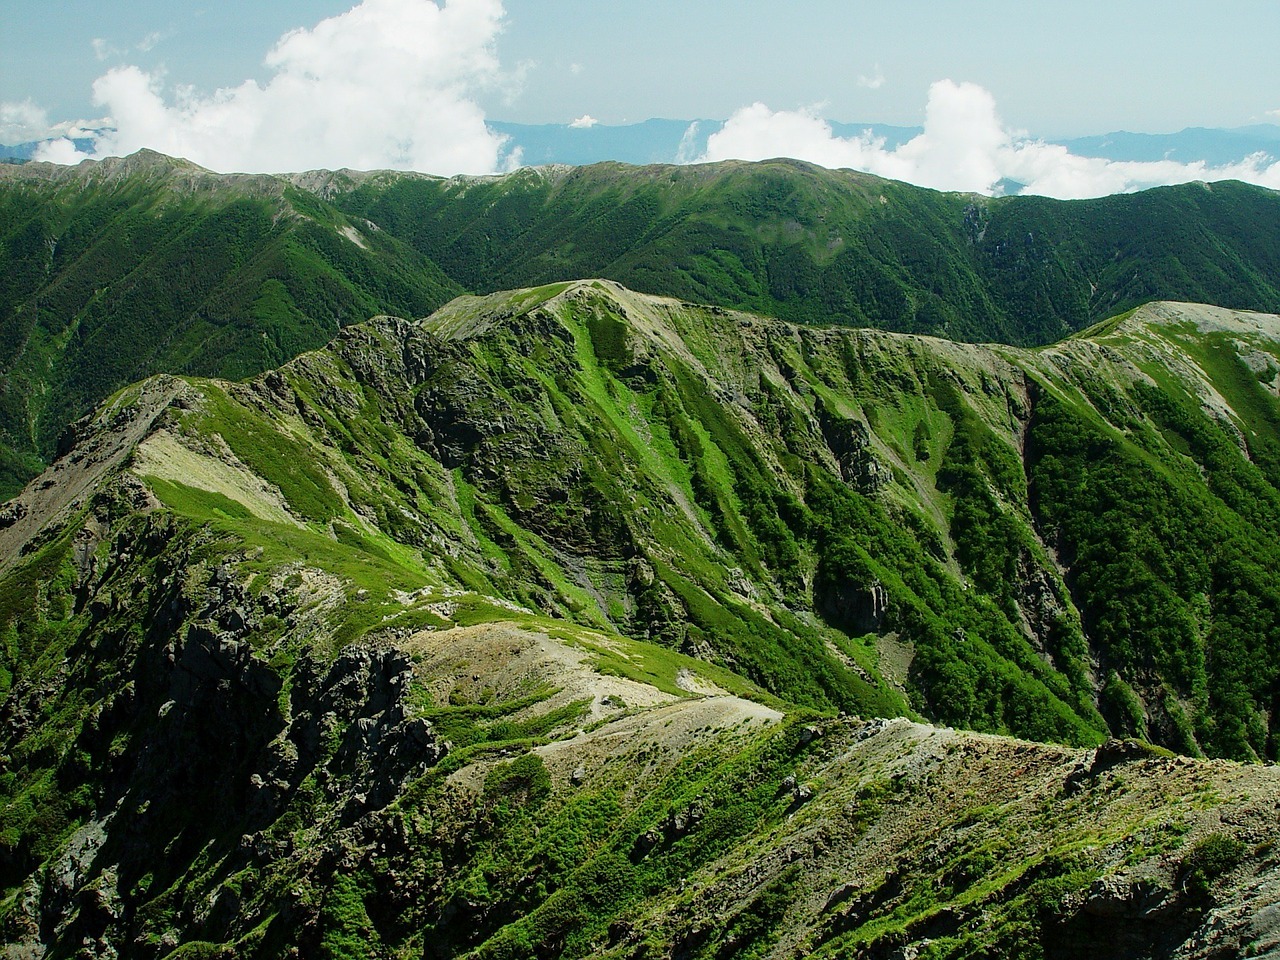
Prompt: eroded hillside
<box><xmin>3</xmin><ymin>283</ymin><xmax>1280</xmax><ymax>957</ymax></box>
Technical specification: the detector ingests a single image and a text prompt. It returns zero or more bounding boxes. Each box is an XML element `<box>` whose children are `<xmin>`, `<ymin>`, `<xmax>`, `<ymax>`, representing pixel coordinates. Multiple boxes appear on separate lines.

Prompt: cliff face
<box><xmin>3</xmin><ymin>282</ymin><xmax>1280</xmax><ymax>957</ymax></box>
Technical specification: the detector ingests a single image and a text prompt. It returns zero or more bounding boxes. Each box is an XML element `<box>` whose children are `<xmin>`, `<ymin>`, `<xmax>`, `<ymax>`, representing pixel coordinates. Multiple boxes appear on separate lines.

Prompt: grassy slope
<box><xmin>0</xmin><ymin>485</ymin><xmax>1276</xmax><ymax>958</ymax></box>
<box><xmin>5</xmin><ymin>287</ymin><xmax>1280</xmax><ymax>956</ymax></box>
<box><xmin>0</xmin><ymin>156</ymin><xmax>462</xmax><ymax>497</ymax></box>
<box><xmin>9</xmin><ymin>282</ymin><xmax>1273</xmax><ymax>761</ymax></box>
<box><xmin>331</xmin><ymin>162</ymin><xmax>1280</xmax><ymax>346</ymax></box>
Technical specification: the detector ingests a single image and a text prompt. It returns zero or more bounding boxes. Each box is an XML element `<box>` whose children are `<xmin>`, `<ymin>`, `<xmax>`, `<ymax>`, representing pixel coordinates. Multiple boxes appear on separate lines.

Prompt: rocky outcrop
<box><xmin>819</xmin><ymin>575</ymin><xmax>890</xmax><ymax>635</ymax></box>
<box><xmin>818</xmin><ymin>407</ymin><xmax>888</xmax><ymax>494</ymax></box>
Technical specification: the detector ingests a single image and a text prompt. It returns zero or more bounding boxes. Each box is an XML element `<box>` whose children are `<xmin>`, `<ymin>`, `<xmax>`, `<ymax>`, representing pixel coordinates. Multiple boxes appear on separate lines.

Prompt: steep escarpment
<box><xmin>4</xmin><ymin>282</ymin><xmax>1280</xmax><ymax>957</ymax></box>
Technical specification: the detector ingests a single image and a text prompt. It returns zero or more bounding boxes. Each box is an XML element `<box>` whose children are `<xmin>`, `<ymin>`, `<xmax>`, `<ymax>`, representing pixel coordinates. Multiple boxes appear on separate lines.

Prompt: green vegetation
<box><xmin>0</xmin><ymin>159</ymin><xmax>461</xmax><ymax>496</ymax></box>
<box><xmin>4</xmin><ymin>230</ymin><xmax>1280</xmax><ymax>956</ymax></box>
<box><xmin>1180</xmin><ymin>834</ymin><xmax>1245</xmax><ymax>898</ymax></box>
<box><xmin>335</xmin><ymin>162</ymin><xmax>1280</xmax><ymax>348</ymax></box>
<box><xmin>8</xmin><ymin>154</ymin><xmax>1280</xmax><ymax>500</ymax></box>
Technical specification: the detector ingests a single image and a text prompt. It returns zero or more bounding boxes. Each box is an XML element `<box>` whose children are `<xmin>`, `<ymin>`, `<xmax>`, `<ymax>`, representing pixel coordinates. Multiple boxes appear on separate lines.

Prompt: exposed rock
<box><xmin>818</xmin><ymin>409</ymin><xmax>888</xmax><ymax>494</ymax></box>
<box><xmin>820</xmin><ymin>576</ymin><xmax>889</xmax><ymax>634</ymax></box>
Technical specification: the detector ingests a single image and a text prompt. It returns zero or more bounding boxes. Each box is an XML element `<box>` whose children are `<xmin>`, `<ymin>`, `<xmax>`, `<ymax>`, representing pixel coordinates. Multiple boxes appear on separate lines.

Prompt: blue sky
<box><xmin>5</xmin><ymin>0</ymin><xmax>1279</xmax><ymax>134</ymax></box>
<box><xmin>3</xmin><ymin>0</ymin><xmax>1279</xmax><ymax>196</ymax></box>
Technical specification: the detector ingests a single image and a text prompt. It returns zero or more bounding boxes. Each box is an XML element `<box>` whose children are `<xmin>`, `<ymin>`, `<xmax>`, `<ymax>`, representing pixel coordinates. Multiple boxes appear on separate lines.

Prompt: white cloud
<box><xmin>569</xmin><ymin>62</ymin><xmax>583</xmax><ymax>75</ymax></box>
<box><xmin>34</xmin><ymin>138</ymin><xmax>89</xmax><ymax>165</ymax></box>
<box><xmin>91</xmin><ymin>38</ymin><xmax>119</xmax><ymax>61</ymax></box>
<box><xmin>701</xmin><ymin>80</ymin><xmax>1280</xmax><ymax>200</ymax></box>
<box><xmin>136</xmin><ymin>32</ymin><xmax>163</xmax><ymax>53</ymax></box>
<box><xmin>569</xmin><ymin>114</ymin><xmax>598</xmax><ymax>129</ymax></box>
<box><xmin>0</xmin><ymin>103</ymin><xmax>105</xmax><ymax>147</ymax></box>
<box><xmin>857</xmin><ymin>66</ymin><xmax>885</xmax><ymax>90</ymax></box>
<box><xmin>675</xmin><ymin>121</ymin><xmax>702</xmax><ymax>165</ymax></box>
<box><xmin>46</xmin><ymin>0</ymin><xmax>512</xmax><ymax>175</ymax></box>
<box><xmin>0</xmin><ymin>101</ymin><xmax>53</xmax><ymax>143</ymax></box>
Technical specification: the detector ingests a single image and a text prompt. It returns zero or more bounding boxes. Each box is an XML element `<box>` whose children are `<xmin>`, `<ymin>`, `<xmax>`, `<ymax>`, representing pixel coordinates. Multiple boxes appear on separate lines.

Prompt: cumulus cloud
<box><xmin>701</xmin><ymin>80</ymin><xmax>1280</xmax><ymax>200</ymax></box>
<box><xmin>857</xmin><ymin>66</ymin><xmax>885</xmax><ymax>90</ymax></box>
<box><xmin>569</xmin><ymin>114</ymin><xmax>598</xmax><ymax>129</ymax></box>
<box><xmin>91</xmin><ymin>38</ymin><xmax>119</xmax><ymax>62</ymax></box>
<box><xmin>39</xmin><ymin>0</ymin><xmax>513</xmax><ymax>175</ymax></box>
<box><xmin>0</xmin><ymin>101</ymin><xmax>54</xmax><ymax>143</ymax></box>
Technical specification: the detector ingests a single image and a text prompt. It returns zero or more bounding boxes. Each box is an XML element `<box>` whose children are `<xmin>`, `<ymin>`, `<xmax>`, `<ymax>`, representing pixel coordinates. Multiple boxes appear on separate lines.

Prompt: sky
<box><xmin>3</xmin><ymin>0</ymin><xmax>1280</xmax><ymax>197</ymax></box>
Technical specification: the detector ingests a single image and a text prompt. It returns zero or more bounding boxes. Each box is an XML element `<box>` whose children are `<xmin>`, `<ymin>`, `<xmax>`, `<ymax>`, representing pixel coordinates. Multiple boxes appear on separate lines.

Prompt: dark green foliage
<box><xmin>1027</xmin><ymin>380</ymin><xmax>1280</xmax><ymax>759</ymax></box>
<box><xmin>334</xmin><ymin>163</ymin><xmax>1280</xmax><ymax>347</ymax></box>
<box><xmin>1180</xmin><ymin>834</ymin><xmax>1245</xmax><ymax>898</ymax></box>
<box><xmin>0</xmin><ymin>166</ymin><xmax>461</xmax><ymax>496</ymax></box>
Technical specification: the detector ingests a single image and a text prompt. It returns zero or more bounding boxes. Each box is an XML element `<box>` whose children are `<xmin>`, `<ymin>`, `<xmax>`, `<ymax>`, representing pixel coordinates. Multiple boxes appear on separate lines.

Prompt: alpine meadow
<box><xmin>4</xmin><ymin>142</ymin><xmax>1280</xmax><ymax>959</ymax></box>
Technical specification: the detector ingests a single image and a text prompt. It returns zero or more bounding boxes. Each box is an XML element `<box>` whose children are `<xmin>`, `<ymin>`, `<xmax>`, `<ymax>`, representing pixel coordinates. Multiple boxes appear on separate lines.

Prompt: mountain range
<box><xmin>5</xmin><ymin>150</ymin><xmax>1280</xmax><ymax>499</ymax></box>
<box><xmin>6</xmin><ymin>121</ymin><xmax>1280</xmax><ymax>172</ymax></box>
<box><xmin>4</xmin><ymin>151</ymin><xmax>1280</xmax><ymax>957</ymax></box>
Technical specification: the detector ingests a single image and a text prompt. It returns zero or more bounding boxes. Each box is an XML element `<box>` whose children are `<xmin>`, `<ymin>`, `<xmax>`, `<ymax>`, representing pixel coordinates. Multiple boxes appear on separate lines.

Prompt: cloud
<box><xmin>0</xmin><ymin>101</ymin><xmax>53</xmax><ymax>143</ymax></box>
<box><xmin>857</xmin><ymin>66</ymin><xmax>885</xmax><ymax>90</ymax></box>
<box><xmin>43</xmin><ymin>0</ymin><xmax>513</xmax><ymax>175</ymax></box>
<box><xmin>569</xmin><ymin>114</ymin><xmax>598</xmax><ymax>129</ymax></box>
<box><xmin>701</xmin><ymin>80</ymin><xmax>1280</xmax><ymax>200</ymax></box>
<box><xmin>0</xmin><ymin>102</ymin><xmax>104</xmax><ymax>146</ymax></box>
<box><xmin>136</xmin><ymin>32</ymin><xmax>163</xmax><ymax>53</ymax></box>
<box><xmin>91</xmin><ymin>38</ymin><xmax>119</xmax><ymax>61</ymax></box>
<box><xmin>34</xmin><ymin>137</ymin><xmax>88</xmax><ymax>165</ymax></box>
<box><xmin>675</xmin><ymin>121</ymin><xmax>703</xmax><ymax>165</ymax></box>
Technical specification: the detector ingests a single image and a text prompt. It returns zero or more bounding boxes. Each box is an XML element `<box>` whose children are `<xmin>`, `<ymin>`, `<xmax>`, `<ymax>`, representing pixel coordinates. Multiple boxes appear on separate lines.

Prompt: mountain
<box><xmin>7</xmin><ymin>150</ymin><xmax>1280</xmax><ymax>501</ymax></box>
<box><xmin>489</xmin><ymin>119</ymin><xmax>1280</xmax><ymax>169</ymax></box>
<box><xmin>4</xmin><ymin>281</ymin><xmax>1280</xmax><ymax>956</ymax></box>
<box><xmin>1059</xmin><ymin>125</ymin><xmax>1280</xmax><ymax>166</ymax></box>
<box><xmin>0</xmin><ymin>151</ymin><xmax>461</xmax><ymax>497</ymax></box>
<box><xmin>325</xmin><ymin>159</ymin><xmax>1280</xmax><ymax>345</ymax></box>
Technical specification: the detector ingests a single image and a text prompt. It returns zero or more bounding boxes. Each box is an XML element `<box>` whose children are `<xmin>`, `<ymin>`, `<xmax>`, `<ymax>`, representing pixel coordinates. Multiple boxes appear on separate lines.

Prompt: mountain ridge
<box><xmin>5</xmin><ymin>150</ymin><xmax>1280</xmax><ymax>502</ymax></box>
<box><xmin>7</xmin><ymin>280</ymin><xmax>1280</xmax><ymax>754</ymax></box>
<box><xmin>5</xmin><ymin>282</ymin><xmax>1280</xmax><ymax>956</ymax></box>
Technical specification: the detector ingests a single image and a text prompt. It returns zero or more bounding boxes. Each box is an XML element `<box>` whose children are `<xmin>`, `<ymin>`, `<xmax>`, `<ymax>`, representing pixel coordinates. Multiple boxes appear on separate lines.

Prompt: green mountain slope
<box><xmin>5</xmin><ymin>151</ymin><xmax>1280</xmax><ymax>506</ymax></box>
<box><xmin>0</xmin><ymin>151</ymin><xmax>462</xmax><ymax>496</ymax></box>
<box><xmin>4</xmin><ymin>285</ymin><xmax>1280</xmax><ymax>957</ymax></box>
<box><xmin>326</xmin><ymin>160</ymin><xmax>1280</xmax><ymax>345</ymax></box>
<box><xmin>6</xmin><ymin>283</ymin><xmax>1280</xmax><ymax>755</ymax></box>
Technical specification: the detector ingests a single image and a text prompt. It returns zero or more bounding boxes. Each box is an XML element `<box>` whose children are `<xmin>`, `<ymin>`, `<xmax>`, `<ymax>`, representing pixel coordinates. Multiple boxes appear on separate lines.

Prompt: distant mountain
<box><xmin>327</xmin><ymin>158</ymin><xmax>1280</xmax><ymax>345</ymax></box>
<box><xmin>11</xmin><ymin>122</ymin><xmax>1278</xmax><ymax>170</ymax></box>
<box><xmin>5</xmin><ymin>150</ymin><xmax>1280</xmax><ymax>501</ymax></box>
<box><xmin>488</xmin><ymin>120</ymin><xmax>1280</xmax><ymax>169</ymax></box>
<box><xmin>1059</xmin><ymin>125</ymin><xmax>1280</xmax><ymax>165</ymax></box>
<box><xmin>0</xmin><ymin>135</ymin><xmax>102</xmax><ymax>163</ymax></box>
